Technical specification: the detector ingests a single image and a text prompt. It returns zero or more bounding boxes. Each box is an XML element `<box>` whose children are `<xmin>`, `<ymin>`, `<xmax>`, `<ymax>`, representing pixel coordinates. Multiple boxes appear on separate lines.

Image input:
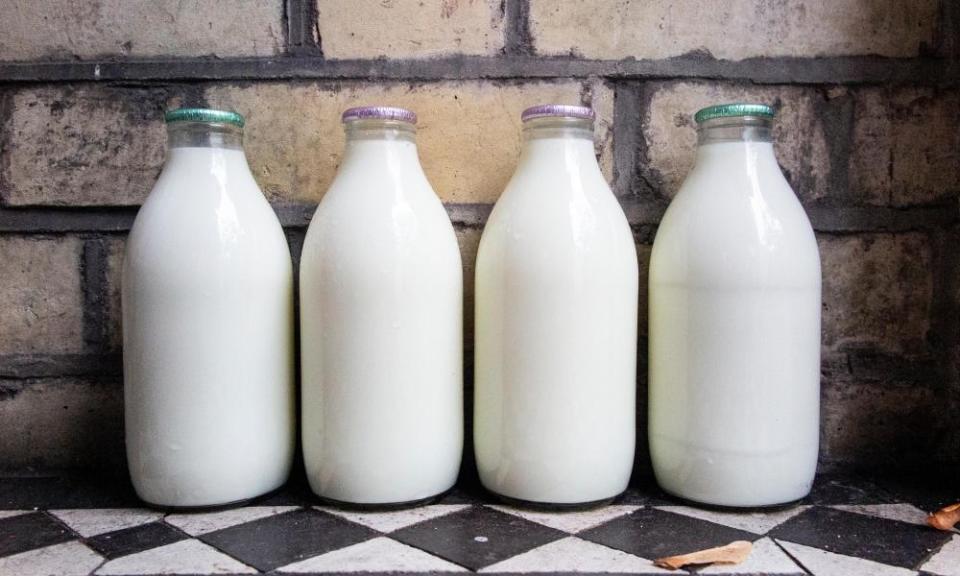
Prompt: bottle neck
<box><xmin>693</xmin><ymin>116</ymin><xmax>782</xmax><ymax>182</ymax></box>
<box><xmin>520</xmin><ymin>117</ymin><xmax>598</xmax><ymax>163</ymax></box>
<box><xmin>341</xmin><ymin>119</ymin><xmax>421</xmax><ymax>166</ymax></box>
<box><xmin>167</xmin><ymin>121</ymin><xmax>243</xmax><ymax>150</ymax></box>
<box><xmin>162</xmin><ymin>121</ymin><xmax>253</xmax><ymax>193</ymax></box>
<box><xmin>697</xmin><ymin>116</ymin><xmax>773</xmax><ymax>146</ymax></box>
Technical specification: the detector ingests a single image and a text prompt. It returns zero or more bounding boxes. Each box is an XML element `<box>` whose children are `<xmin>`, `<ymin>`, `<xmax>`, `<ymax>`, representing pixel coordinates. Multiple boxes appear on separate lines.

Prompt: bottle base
<box><xmin>134</xmin><ymin>480</ymin><xmax>290</xmax><ymax>511</ymax></box>
<box><xmin>315</xmin><ymin>489</ymin><xmax>450</xmax><ymax>511</ymax></box>
<box><xmin>658</xmin><ymin>486</ymin><xmax>809</xmax><ymax>511</ymax></box>
<box><xmin>487</xmin><ymin>489</ymin><xmax>621</xmax><ymax>511</ymax></box>
<box><xmin>138</xmin><ymin>494</ymin><xmax>255</xmax><ymax>512</ymax></box>
<box><xmin>649</xmin><ymin>440</ymin><xmax>818</xmax><ymax>509</ymax></box>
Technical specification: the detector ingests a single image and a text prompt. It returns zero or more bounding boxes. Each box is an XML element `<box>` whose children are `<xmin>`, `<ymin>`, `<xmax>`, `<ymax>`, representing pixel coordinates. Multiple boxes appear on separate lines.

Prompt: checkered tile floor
<box><xmin>0</xmin><ymin>475</ymin><xmax>957</xmax><ymax>575</ymax></box>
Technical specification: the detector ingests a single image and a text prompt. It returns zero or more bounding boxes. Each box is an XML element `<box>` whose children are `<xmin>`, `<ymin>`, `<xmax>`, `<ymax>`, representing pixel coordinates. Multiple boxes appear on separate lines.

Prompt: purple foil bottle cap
<box><xmin>521</xmin><ymin>104</ymin><xmax>595</xmax><ymax>122</ymax></box>
<box><xmin>341</xmin><ymin>106</ymin><xmax>417</xmax><ymax>124</ymax></box>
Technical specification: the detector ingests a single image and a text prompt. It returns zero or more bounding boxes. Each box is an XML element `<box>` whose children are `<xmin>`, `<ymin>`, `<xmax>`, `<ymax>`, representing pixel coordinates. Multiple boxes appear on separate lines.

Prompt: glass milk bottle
<box><xmin>300</xmin><ymin>106</ymin><xmax>463</xmax><ymax>506</ymax></box>
<box><xmin>123</xmin><ymin>109</ymin><xmax>295</xmax><ymax>508</ymax></box>
<box><xmin>649</xmin><ymin>104</ymin><xmax>821</xmax><ymax>507</ymax></box>
<box><xmin>474</xmin><ymin>105</ymin><xmax>639</xmax><ymax>507</ymax></box>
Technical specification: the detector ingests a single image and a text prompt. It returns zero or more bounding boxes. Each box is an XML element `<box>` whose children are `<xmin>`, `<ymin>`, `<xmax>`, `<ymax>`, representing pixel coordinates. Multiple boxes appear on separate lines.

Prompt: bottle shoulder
<box><xmin>302</xmin><ymin>178</ymin><xmax>459</xmax><ymax>271</ymax></box>
<box><xmin>651</xmin><ymin>184</ymin><xmax>820</xmax><ymax>286</ymax></box>
<box><xmin>480</xmin><ymin>177</ymin><xmax>636</xmax><ymax>275</ymax></box>
<box><xmin>127</xmin><ymin>159</ymin><xmax>289</xmax><ymax>273</ymax></box>
<box><xmin>662</xmin><ymin>162</ymin><xmax>813</xmax><ymax>236</ymax></box>
<box><xmin>489</xmin><ymin>162</ymin><xmax>628</xmax><ymax>232</ymax></box>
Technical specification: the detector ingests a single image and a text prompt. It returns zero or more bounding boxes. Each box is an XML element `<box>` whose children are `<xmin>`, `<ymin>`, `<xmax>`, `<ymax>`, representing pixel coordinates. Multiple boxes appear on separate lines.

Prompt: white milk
<box><xmin>474</xmin><ymin>107</ymin><xmax>639</xmax><ymax>506</ymax></box>
<box><xmin>123</xmin><ymin>113</ymin><xmax>295</xmax><ymax>508</ymax></box>
<box><xmin>648</xmin><ymin>109</ymin><xmax>821</xmax><ymax>507</ymax></box>
<box><xmin>300</xmin><ymin>109</ymin><xmax>463</xmax><ymax>505</ymax></box>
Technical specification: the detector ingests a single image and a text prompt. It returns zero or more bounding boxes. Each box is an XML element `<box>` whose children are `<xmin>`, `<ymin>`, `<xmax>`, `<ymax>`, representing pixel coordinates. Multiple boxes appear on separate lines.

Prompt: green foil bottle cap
<box><xmin>164</xmin><ymin>108</ymin><xmax>245</xmax><ymax>128</ymax></box>
<box><xmin>694</xmin><ymin>103</ymin><xmax>775</xmax><ymax>124</ymax></box>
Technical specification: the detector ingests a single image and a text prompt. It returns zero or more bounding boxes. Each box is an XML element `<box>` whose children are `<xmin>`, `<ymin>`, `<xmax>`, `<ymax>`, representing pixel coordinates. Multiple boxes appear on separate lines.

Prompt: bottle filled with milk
<box><xmin>474</xmin><ymin>105</ymin><xmax>639</xmax><ymax>507</ymax></box>
<box><xmin>123</xmin><ymin>108</ymin><xmax>295</xmax><ymax>508</ymax></box>
<box><xmin>300</xmin><ymin>106</ymin><xmax>463</xmax><ymax>506</ymax></box>
<box><xmin>648</xmin><ymin>103</ymin><xmax>822</xmax><ymax>507</ymax></box>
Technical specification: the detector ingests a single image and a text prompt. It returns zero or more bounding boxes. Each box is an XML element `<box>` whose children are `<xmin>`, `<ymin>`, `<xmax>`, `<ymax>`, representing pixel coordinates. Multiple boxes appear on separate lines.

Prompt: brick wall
<box><xmin>0</xmin><ymin>0</ymin><xmax>957</xmax><ymax>477</ymax></box>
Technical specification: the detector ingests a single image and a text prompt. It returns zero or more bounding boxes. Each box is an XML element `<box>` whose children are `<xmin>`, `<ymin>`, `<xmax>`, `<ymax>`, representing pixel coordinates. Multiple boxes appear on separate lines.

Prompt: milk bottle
<box><xmin>648</xmin><ymin>103</ymin><xmax>821</xmax><ymax>507</ymax></box>
<box><xmin>300</xmin><ymin>106</ymin><xmax>463</xmax><ymax>506</ymax></box>
<box><xmin>474</xmin><ymin>105</ymin><xmax>639</xmax><ymax>507</ymax></box>
<box><xmin>123</xmin><ymin>108</ymin><xmax>295</xmax><ymax>508</ymax></box>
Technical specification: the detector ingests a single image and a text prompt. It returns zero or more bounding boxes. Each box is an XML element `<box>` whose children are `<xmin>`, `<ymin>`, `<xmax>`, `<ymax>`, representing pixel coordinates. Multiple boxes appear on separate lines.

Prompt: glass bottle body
<box><xmin>648</xmin><ymin>116</ymin><xmax>822</xmax><ymax>507</ymax></box>
<box><xmin>123</xmin><ymin>119</ymin><xmax>295</xmax><ymax>507</ymax></box>
<box><xmin>474</xmin><ymin>116</ymin><xmax>639</xmax><ymax>506</ymax></box>
<box><xmin>300</xmin><ymin>118</ymin><xmax>463</xmax><ymax>505</ymax></box>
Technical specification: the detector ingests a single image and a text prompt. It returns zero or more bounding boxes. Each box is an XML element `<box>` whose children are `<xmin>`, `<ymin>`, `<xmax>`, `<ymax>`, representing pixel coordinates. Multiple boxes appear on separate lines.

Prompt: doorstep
<box><xmin>0</xmin><ymin>474</ymin><xmax>957</xmax><ymax>576</ymax></box>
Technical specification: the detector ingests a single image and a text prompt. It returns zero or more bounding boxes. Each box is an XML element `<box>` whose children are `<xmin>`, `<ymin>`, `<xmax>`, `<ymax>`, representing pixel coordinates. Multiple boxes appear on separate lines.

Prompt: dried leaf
<box><xmin>927</xmin><ymin>502</ymin><xmax>960</xmax><ymax>531</ymax></box>
<box><xmin>654</xmin><ymin>540</ymin><xmax>753</xmax><ymax>570</ymax></box>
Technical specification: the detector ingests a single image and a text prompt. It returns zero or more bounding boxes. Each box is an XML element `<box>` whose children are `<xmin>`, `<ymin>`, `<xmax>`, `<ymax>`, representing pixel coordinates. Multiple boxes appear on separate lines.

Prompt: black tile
<box><xmin>391</xmin><ymin>505</ymin><xmax>565</xmax><ymax>571</ymax></box>
<box><xmin>0</xmin><ymin>475</ymin><xmax>139</xmax><ymax>510</ymax></box>
<box><xmin>873</xmin><ymin>473</ymin><xmax>960</xmax><ymax>511</ymax></box>
<box><xmin>0</xmin><ymin>512</ymin><xmax>73</xmax><ymax>557</ymax></box>
<box><xmin>251</xmin><ymin>482</ymin><xmax>314</xmax><ymax>507</ymax></box>
<box><xmin>806</xmin><ymin>474</ymin><xmax>897</xmax><ymax>505</ymax></box>
<box><xmin>616</xmin><ymin>485</ymin><xmax>674</xmax><ymax>506</ymax></box>
<box><xmin>435</xmin><ymin>486</ymin><xmax>485</xmax><ymax>506</ymax></box>
<box><xmin>248</xmin><ymin>466</ymin><xmax>317</xmax><ymax>506</ymax></box>
<box><xmin>580</xmin><ymin>507</ymin><xmax>758</xmax><ymax>560</ymax></box>
<box><xmin>86</xmin><ymin>521</ymin><xmax>187</xmax><ymax>559</ymax></box>
<box><xmin>769</xmin><ymin>506</ymin><xmax>951</xmax><ymax>568</ymax></box>
<box><xmin>199</xmin><ymin>508</ymin><xmax>376</xmax><ymax>572</ymax></box>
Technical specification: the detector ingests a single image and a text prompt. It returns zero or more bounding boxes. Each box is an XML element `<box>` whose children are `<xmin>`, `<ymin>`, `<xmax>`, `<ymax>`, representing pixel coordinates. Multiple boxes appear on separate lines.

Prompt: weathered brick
<box><xmin>952</xmin><ymin>235</ymin><xmax>960</xmax><ymax>463</ymax></box>
<box><xmin>821</xmin><ymin>377</ymin><xmax>938</xmax><ymax>468</ymax></box>
<box><xmin>530</xmin><ymin>0</ymin><xmax>938</xmax><ymax>60</ymax></box>
<box><xmin>592</xmin><ymin>80</ymin><xmax>616</xmax><ymax>179</ymax></box>
<box><xmin>850</xmin><ymin>88</ymin><xmax>960</xmax><ymax>207</ymax></box>
<box><xmin>0</xmin><ymin>1</ymin><xmax>283</xmax><ymax>61</ymax></box>
<box><xmin>637</xmin><ymin>243</ymin><xmax>651</xmax><ymax>337</ymax></box>
<box><xmin>820</xmin><ymin>233</ymin><xmax>933</xmax><ymax>356</ymax></box>
<box><xmin>642</xmin><ymin>82</ymin><xmax>830</xmax><ymax>202</ymax></box>
<box><xmin>206</xmin><ymin>80</ymin><xmax>613</xmax><ymax>204</ymax></box>
<box><xmin>0</xmin><ymin>237</ymin><xmax>84</xmax><ymax>355</ymax></box>
<box><xmin>104</xmin><ymin>238</ymin><xmax>125</xmax><ymax>353</ymax></box>
<box><xmin>0</xmin><ymin>379</ymin><xmax>123</xmax><ymax>472</ymax></box>
<box><xmin>317</xmin><ymin>0</ymin><xmax>504</xmax><ymax>59</ymax></box>
<box><xmin>2</xmin><ymin>86</ymin><xmax>176</xmax><ymax>206</ymax></box>
<box><xmin>457</xmin><ymin>226</ymin><xmax>482</xmax><ymax>351</ymax></box>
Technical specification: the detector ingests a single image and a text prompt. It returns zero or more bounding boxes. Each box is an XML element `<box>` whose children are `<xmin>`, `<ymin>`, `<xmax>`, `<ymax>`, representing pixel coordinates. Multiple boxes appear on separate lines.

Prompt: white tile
<box><xmin>699</xmin><ymin>538</ymin><xmax>803</xmax><ymax>574</ymax></box>
<box><xmin>656</xmin><ymin>505</ymin><xmax>810</xmax><ymax>535</ymax></box>
<box><xmin>50</xmin><ymin>508</ymin><xmax>164</xmax><ymax>537</ymax></box>
<box><xmin>95</xmin><ymin>539</ymin><xmax>256</xmax><ymax>575</ymax></box>
<box><xmin>276</xmin><ymin>536</ymin><xmax>467</xmax><ymax>573</ymax></box>
<box><xmin>317</xmin><ymin>504</ymin><xmax>470</xmax><ymax>533</ymax></box>
<box><xmin>921</xmin><ymin>535</ymin><xmax>960</xmax><ymax>576</ymax></box>
<box><xmin>0</xmin><ymin>540</ymin><xmax>103</xmax><ymax>576</ymax></box>
<box><xmin>833</xmin><ymin>504</ymin><xmax>931</xmax><ymax>527</ymax></box>
<box><xmin>777</xmin><ymin>540</ymin><xmax>917</xmax><ymax>576</ymax></box>
<box><xmin>486</xmin><ymin>504</ymin><xmax>641</xmax><ymax>533</ymax></box>
<box><xmin>479</xmin><ymin>536</ymin><xmax>673</xmax><ymax>573</ymax></box>
<box><xmin>164</xmin><ymin>505</ymin><xmax>299</xmax><ymax>536</ymax></box>
<box><xmin>0</xmin><ymin>510</ymin><xmax>30</xmax><ymax>520</ymax></box>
